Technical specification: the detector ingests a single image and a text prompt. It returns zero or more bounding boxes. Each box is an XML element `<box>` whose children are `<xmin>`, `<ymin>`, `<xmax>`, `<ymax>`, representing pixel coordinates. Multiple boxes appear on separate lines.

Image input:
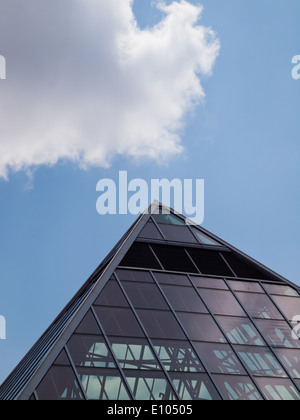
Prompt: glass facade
<box><xmin>1</xmin><ymin>207</ymin><xmax>300</xmax><ymax>401</ymax></box>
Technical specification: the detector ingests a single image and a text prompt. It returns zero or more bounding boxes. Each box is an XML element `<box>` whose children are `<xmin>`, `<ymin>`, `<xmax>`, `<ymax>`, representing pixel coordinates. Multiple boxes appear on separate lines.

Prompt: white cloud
<box><xmin>0</xmin><ymin>0</ymin><xmax>220</xmax><ymax>179</ymax></box>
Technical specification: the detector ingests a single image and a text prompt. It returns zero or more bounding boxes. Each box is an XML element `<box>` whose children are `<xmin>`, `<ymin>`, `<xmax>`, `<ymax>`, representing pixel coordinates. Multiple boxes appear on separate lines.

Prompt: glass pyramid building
<box><xmin>1</xmin><ymin>202</ymin><xmax>300</xmax><ymax>401</ymax></box>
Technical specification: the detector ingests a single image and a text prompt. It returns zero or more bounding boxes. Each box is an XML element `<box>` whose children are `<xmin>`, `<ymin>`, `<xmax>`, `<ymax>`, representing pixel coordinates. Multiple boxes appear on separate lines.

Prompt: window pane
<box><xmin>255</xmin><ymin>319</ymin><xmax>300</xmax><ymax>349</ymax></box>
<box><xmin>78</xmin><ymin>368</ymin><xmax>131</xmax><ymax>400</ymax></box>
<box><xmin>94</xmin><ymin>280</ymin><xmax>129</xmax><ymax>307</ymax></box>
<box><xmin>212</xmin><ymin>375</ymin><xmax>263</xmax><ymax>401</ymax></box>
<box><xmin>125</xmin><ymin>371</ymin><xmax>176</xmax><ymax>400</ymax></box>
<box><xmin>255</xmin><ymin>377</ymin><xmax>300</xmax><ymax>400</ymax></box>
<box><xmin>116</xmin><ymin>269</ymin><xmax>154</xmax><ymax>283</ymax></box>
<box><xmin>272</xmin><ymin>295</ymin><xmax>300</xmax><ymax>321</ymax></box>
<box><xmin>235</xmin><ymin>346</ymin><xmax>287</xmax><ymax>377</ymax></box>
<box><xmin>120</xmin><ymin>243</ymin><xmax>161</xmax><ymax>270</ymax></box>
<box><xmin>137</xmin><ymin>309</ymin><xmax>185</xmax><ymax>340</ymax></box>
<box><xmin>109</xmin><ymin>337</ymin><xmax>160</xmax><ymax>370</ymax></box>
<box><xmin>170</xmin><ymin>373</ymin><xmax>221</xmax><ymax>400</ymax></box>
<box><xmin>228</xmin><ymin>280</ymin><xmax>264</xmax><ymax>293</ymax></box>
<box><xmin>236</xmin><ymin>292</ymin><xmax>283</xmax><ymax>320</ymax></box>
<box><xmin>75</xmin><ymin>310</ymin><xmax>103</xmax><ymax>335</ymax></box>
<box><xmin>159</xmin><ymin>224</ymin><xmax>198</xmax><ymax>244</ymax></box>
<box><xmin>36</xmin><ymin>366</ymin><xmax>84</xmax><ymax>400</ymax></box>
<box><xmin>188</xmin><ymin>249</ymin><xmax>234</xmax><ymax>277</ymax></box>
<box><xmin>222</xmin><ymin>253</ymin><xmax>272</xmax><ymax>281</ymax></box>
<box><xmin>191</xmin><ymin>229</ymin><xmax>221</xmax><ymax>246</ymax></box>
<box><xmin>154</xmin><ymin>272</ymin><xmax>191</xmax><ymax>286</ymax></box>
<box><xmin>161</xmin><ymin>285</ymin><xmax>208</xmax><ymax>313</ymax></box>
<box><xmin>191</xmin><ymin>276</ymin><xmax>228</xmax><ymax>290</ymax></box>
<box><xmin>152</xmin><ymin>340</ymin><xmax>204</xmax><ymax>373</ymax></box>
<box><xmin>217</xmin><ymin>316</ymin><xmax>266</xmax><ymax>346</ymax></box>
<box><xmin>122</xmin><ymin>281</ymin><xmax>168</xmax><ymax>310</ymax></box>
<box><xmin>67</xmin><ymin>335</ymin><xmax>116</xmax><ymax>368</ymax></box>
<box><xmin>275</xmin><ymin>349</ymin><xmax>300</xmax><ymax>379</ymax></box>
<box><xmin>193</xmin><ymin>342</ymin><xmax>246</xmax><ymax>375</ymax></box>
<box><xmin>264</xmin><ymin>284</ymin><xmax>300</xmax><ymax>297</ymax></box>
<box><xmin>178</xmin><ymin>313</ymin><xmax>226</xmax><ymax>343</ymax></box>
<box><xmin>151</xmin><ymin>245</ymin><xmax>198</xmax><ymax>273</ymax></box>
<box><xmin>138</xmin><ymin>221</ymin><xmax>163</xmax><ymax>240</ymax></box>
<box><xmin>152</xmin><ymin>212</ymin><xmax>186</xmax><ymax>226</ymax></box>
<box><xmin>94</xmin><ymin>307</ymin><xmax>144</xmax><ymax>337</ymax></box>
<box><xmin>199</xmin><ymin>289</ymin><xmax>245</xmax><ymax>316</ymax></box>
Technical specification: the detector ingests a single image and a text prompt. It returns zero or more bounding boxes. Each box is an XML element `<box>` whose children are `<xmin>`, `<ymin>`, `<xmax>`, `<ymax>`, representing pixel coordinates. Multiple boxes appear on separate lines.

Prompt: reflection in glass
<box><xmin>213</xmin><ymin>375</ymin><xmax>263</xmax><ymax>401</ymax></box>
<box><xmin>194</xmin><ymin>342</ymin><xmax>246</xmax><ymax>375</ymax></box>
<box><xmin>78</xmin><ymin>368</ymin><xmax>130</xmax><ymax>400</ymax></box>
<box><xmin>236</xmin><ymin>347</ymin><xmax>287</xmax><ymax>377</ymax></box>
<box><xmin>272</xmin><ymin>295</ymin><xmax>300</xmax><ymax>321</ymax></box>
<box><xmin>217</xmin><ymin>316</ymin><xmax>265</xmax><ymax>346</ymax></box>
<box><xmin>170</xmin><ymin>373</ymin><xmax>221</xmax><ymax>400</ymax></box>
<box><xmin>255</xmin><ymin>377</ymin><xmax>300</xmax><ymax>400</ymax></box>
<box><xmin>275</xmin><ymin>349</ymin><xmax>300</xmax><ymax>379</ymax></box>
<box><xmin>125</xmin><ymin>370</ymin><xmax>176</xmax><ymax>400</ymax></box>
<box><xmin>94</xmin><ymin>307</ymin><xmax>144</xmax><ymax>337</ymax></box>
<box><xmin>109</xmin><ymin>337</ymin><xmax>160</xmax><ymax>370</ymax></box>
<box><xmin>153</xmin><ymin>340</ymin><xmax>204</xmax><ymax>372</ymax></box>
<box><xmin>255</xmin><ymin>319</ymin><xmax>300</xmax><ymax>349</ymax></box>
<box><xmin>67</xmin><ymin>335</ymin><xmax>116</xmax><ymax>368</ymax></box>
<box><xmin>236</xmin><ymin>292</ymin><xmax>283</xmax><ymax>320</ymax></box>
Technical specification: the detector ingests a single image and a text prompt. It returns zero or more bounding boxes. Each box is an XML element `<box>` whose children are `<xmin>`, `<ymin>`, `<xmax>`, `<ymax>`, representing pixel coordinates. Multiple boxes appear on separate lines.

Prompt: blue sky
<box><xmin>0</xmin><ymin>0</ymin><xmax>299</xmax><ymax>383</ymax></box>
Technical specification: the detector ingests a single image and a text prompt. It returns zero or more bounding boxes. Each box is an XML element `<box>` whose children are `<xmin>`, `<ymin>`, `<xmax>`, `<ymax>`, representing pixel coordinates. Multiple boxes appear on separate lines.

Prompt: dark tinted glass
<box><xmin>75</xmin><ymin>310</ymin><xmax>102</xmax><ymax>335</ymax></box>
<box><xmin>188</xmin><ymin>249</ymin><xmax>233</xmax><ymax>276</ymax></box>
<box><xmin>125</xmin><ymin>370</ymin><xmax>176</xmax><ymax>400</ymax></box>
<box><xmin>198</xmin><ymin>289</ymin><xmax>245</xmax><ymax>316</ymax></box>
<box><xmin>171</xmin><ymin>372</ymin><xmax>221</xmax><ymax>400</ymax></box>
<box><xmin>255</xmin><ymin>319</ymin><xmax>300</xmax><ymax>349</ymax></box>
<box><xmin>122</xmin><ymin>282</ymin><xmax>168</xmax><ymax>310</ymax></box>
<box><xmin>159</xmin><ymin>224</ymin><xmax>198</xmax><ymax>244</ymax></box>
<box><xmin>264</xmin><ymin>284</ymin><xmax>300</xmax><ymax>297</ymax></box>
<box><xmin>120</xmin><ymin>243</ymin><xmax>161</xmax><ymax>269</ymax></box>
<box><xmin>94</xmin><ymin>307</ymin><xmax>144</xmax><ymax>338</ymax></box>
<box><xmin>222</xmin><ymin>253</ymin><xmax>272</xmax><ymax>280</ymax></box>
<box><xmin>191</xmin><ymin>276</ymin><xmax>228</xmax><ymax>290</ymax></box>
<box><xmin>194</xmin><ymin>342</ymin><xmax>246</xmax><ymax>375</ymax></box>
<box><xmin>161</xmin><ymin>285</ymin><xmax>208</xmax><ymax>313</ymax></box>
<box><xmin>137</xmin><ymin>309</ymin><xmax>185</xmax><ymax>340</ymax></box>
<box><xmin>116</xmin><ymin>269</ymin><xmax>154</xmax><ymax>283</ymax></box>
<box><xmin>36</xmin><ymin>366</ymin><xmax>84</xmax><ymax>400</ymax></box>
<box><xmin>152</xmin><ymin>212</ymin><xmax>186</xmax><ymax>226</ymax></box>
<box><xmin>138</xmin><ymin>221</ymin><xmax>163</xmax><ymax>240</ymax></box>
<box><xmin>191</xmin><ymin>228</ymin><xmax>221</xmax><ymax>246</ymax></box>
<box><xmin>94</xmin><ymin>280</ymin><xmax>129</xmax><ymax>307</ymax></box>
<box><xmin>236</xmin><ymin>292</ymin><xmax>283</xmax><ymax>320</ymax></box>
<box><xmin>228</xmin><ymin>280</ymin><xmax>264</xmax><ymax>293</ymax></box>
<box><xmin>151</xmin><ymin>245</ymin><xmax>198</xmax><ymax>273</ymax></box>
<box><xmin>67</xmin><ymin>335</ymin><xmax>116</xmax><ymax>368</ymax></box>
<box><xmin>178</xmin><ymin>313</ymin><xmax>226</xmax><ymax>343</ymax></box>
<box><xmin>217</xmin><ymin>316</ymin><xmax>265</xmax><ymax>346</ymax></box>
<box><xmin>154</xmin><ymin>272</ymin><xmax>191</xmax><ymax>286</ymax></box>
<box><xmin>236</xmin><ymin>346</ymin><xmax>287</xmax><ymax>377</ymax></box>
<box><xmin>272</xmin><ymin>295</ymin><xmax>300</xmax><ymax>321</ymax></box>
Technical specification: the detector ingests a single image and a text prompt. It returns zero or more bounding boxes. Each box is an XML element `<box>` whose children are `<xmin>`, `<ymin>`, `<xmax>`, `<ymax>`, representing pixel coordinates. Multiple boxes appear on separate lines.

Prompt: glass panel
<box><xmin>94</xmin><ymin>280</ymin><xmax>129</xmax><ymax>307</ymax></box>
<box><xmin>255</xmin><ymin>319</ymin><xmax>300</xmax><ymax>349</ymax></box>
<box><xmin>137</xmin><ymin>309</ymin><xmax>185</xmax><ymax>340</ymax></box>
<box><xmin>198</xmin><ymin>289</ymin><xmax>246</xmax><ymax>317</ymax></box>
<box><xmin>154</xmin><ymin>272</ymin><xmax>191</xmax><ymax>286</ymax></box>
<box><xmin>67</xmin><ymin>335</ymin><xmax>116</xmax><ymax>368</ymax></box>
<box><xmin>122</xmin><ymin>281</ymin><xmax>168</xmax><ymax>310</ymax></box>
<box><xmin>217</xmin><ymin>316</ymin><xmax>266</xmax><ymax>346</ymax></box>
<box><xmin>228</xmin><ymin>280</ymin><xmax>264</xmax><ymax>293</ymax></box>
<box><xmin>78</xmin><ymin>367</ymin><xmax>131</xmax><ymax>400</ymax></box>
<box><xmin>255</xmin><ymin>377</ymin><xmax>300</xmax><ymax>400</ymax></box>
<box><xmin>235</xmin><ymin>346</ymin><xmax>287</xmax><ymax>377</ymax></box>
<box><xmin>161</xmin><ymin>285</ymin><xmax>208</xmax><ymax>313</ymax></box>
<box><xmin>191</xmin><ymin>228</ymin><xmax>221</xmax><ymax>246</ymax></box>
<box><xmin>116</xmin><ymin>269</ymin><xmax>154</xmax><ymax>283</ymax></box>
<box><xmin>222</xmin><ymin>253</ymin><xmax>272</xmax><ymax>281</ymax></box>
<box><xmin>152</xmin><ymin>212</ymin><xmax>186</xmax><ymax>226</ymax></box>
<box><xmin>151</xmin><ymin>245</ymin><xmax>198</xmax><ymax>273</ymax></box>
<box><xmin>272</xmin><ymin>295</ymin><xmax>300</xmax><ymax>321</ymax></box>
<box><xmin>212</xmin><ymin>375</ymin><xmax>263</xmax><ymax>401</ymax></box>
<box><xmin>138</xmin><ymin>221</ymin><xmax>163</xmax><ymax>240</ymax></box>
<box><xmin>120</xmin><ymin>243</ymin><xmax>161</xmax><ymax>270</ymax></box>
<box><xmin>193</xmin><ymin>342</ymin><xmax>246</xmax><ymax>375</ymax></box>
<box><xmin>170</xmin><ymin>373</ymin><xmax>221</xmax><ymax>400</ymax></box>
<box><xmin>36</xmin><ymin>366</ymin><xmax>84</xmax><ymax>400</ymax></box>
<box><xmin>94</xmin><ymin>307</ymin><xmax>144</xmax><ymax>337</ymax></box>
<box><xmin>264</xmin><ymin>284</ymin><xmax>300</xmax><ymax>297</ymax></box>
<box><xmin>125</xmin><ymin>370</ymin><xmax>176</xmax><ymax>400</ymax></box>
<box><xmin>75</xmin><ymin>310</ymin><xmax>102</xmax><ymax>335</ymax></box>
<box><xmin>109</xmin><ymin>337</ymin><xmax>160</xmax><ymax>370</ymax></box>
<box><xmin>275</xmin><ymin>349</ymin><xmax>300</xmax><ymax>379</ymax></box>
<box><xmin>188</xmin><ymin>249</ymin><xmax>234</xmax><ymax>277</ymax></box>
<box><xmin>54</xmin><ymin>349</ymin><xmax>71</xmax><ymax>366</ymax></box>
<box><xmin>178</xmin><ymin>313</ymin><xmax>226</xmax><ymax>343</ymax></box>
<box><xmin>152</xmin><ymin>340</ymin><xmax>204</xmax><ymax>373</ymax></box>
<box><xmin>159</xmin><ymin>224</ymin><xmax>198</xmax><ymax>244</ymax></box>
<box><xmin>191</xmin><ymin>276</ymin><xmax>228</xmax><ymax>290</ymax></box>
<box><xmin>236</xmin><ymin>292</ymin><xmax>284</xmax><ymax>320</ymax></box>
